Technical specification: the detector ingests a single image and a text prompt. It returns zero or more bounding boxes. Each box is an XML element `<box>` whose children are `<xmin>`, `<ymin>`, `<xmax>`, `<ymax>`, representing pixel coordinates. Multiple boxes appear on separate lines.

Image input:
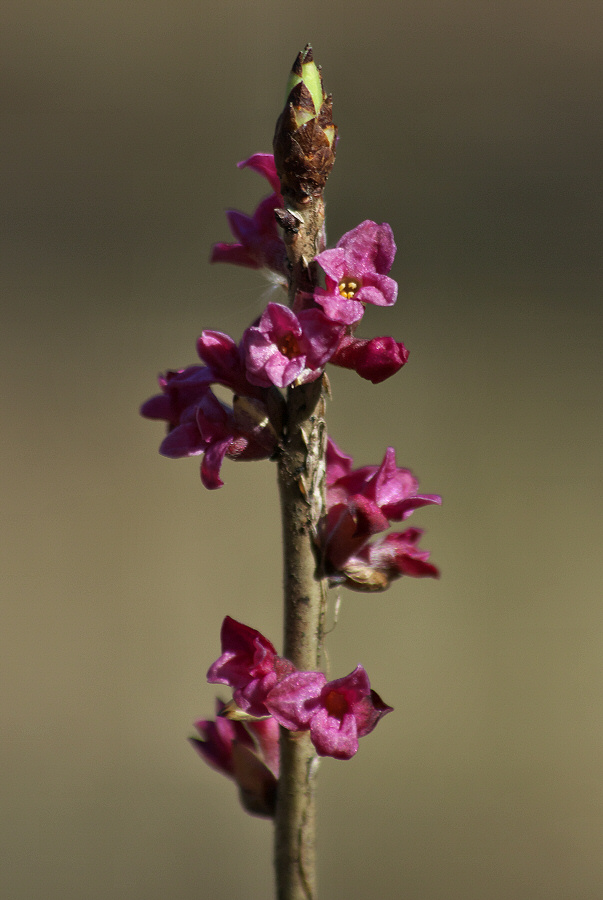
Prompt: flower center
<box><xmin>324</xmin><ymin>689</ymin><xmax>349</xmax><ymax>720</ymax></box>
<box><xmin>276</xmin><ymin>332</ymin><xmax>300</xmax><ymax>359</ymax></box>
<box><xmin>338</xmin><ymin>277</ymin><xmax>360</xmax><ymax>299</ymax></box>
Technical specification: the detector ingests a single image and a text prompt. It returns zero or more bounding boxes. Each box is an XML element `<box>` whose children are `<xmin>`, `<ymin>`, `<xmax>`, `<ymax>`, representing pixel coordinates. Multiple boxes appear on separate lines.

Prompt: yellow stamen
<box><xmin>338</xmin><ymin>277</ymin><xmax>359</xmax><ymax>299</ymax></box>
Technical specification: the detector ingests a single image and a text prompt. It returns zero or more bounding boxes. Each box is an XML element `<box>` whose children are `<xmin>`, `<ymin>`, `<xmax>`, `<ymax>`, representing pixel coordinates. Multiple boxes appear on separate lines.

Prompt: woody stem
<box><xmin>274</xmin><ymin>194</ymin><xmax>328</xmax><ymax>900</ymax></box>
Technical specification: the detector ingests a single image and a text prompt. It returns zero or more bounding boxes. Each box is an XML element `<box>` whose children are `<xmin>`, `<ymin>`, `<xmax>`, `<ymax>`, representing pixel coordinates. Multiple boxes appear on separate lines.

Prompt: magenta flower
<box><xmin>314</xmin><ymin>220</ymin><xmax>398</xmax><ymax>324</ymax></box>
<box><xmin>191</xmin><ymin>698</ymin><xmax>280</xmax><ymax>818</ymax></box>
<box><xmin>159</xmin><ymin>389</ymin><xmax>278</xmax><ymax>489</ymax></box>
<box><xmin>207</xmin><ymin>616</ymin><xmax>295</xmax><ymax>717</ymax></box>
<box><xmin>330</xmin><ymin>333</ymin><xmax>409</xmax><ymax>383</ymax></box>
<box><xmin>343</xmin><ymin>527</ymin><xmax>440</xmax><ymax>590</ymax></box>
<box><xmin>327</xmin><ymin>443</ymin><xmax>441</xmax><ymax>522</ymax></box>
<box><xmin>242</xmin><ymin>302</ymin><xmax>343</xmax><ymax>388</ymax></box>
<box><xmin>140</xmin><ymin>366</ymin><xmax>214</xmax><ymax>427</ymax></box>
<box><xmin>210</xmin><ymin>153</ymin><xmax>288</xmax><ymax>277</ymax></box>
<box><xmin>141</xmin><ymin>329</ymin><xmax>266</xmax><ymax>432</ymax></box>
<box><xmin>141</xmin><ymin>326</ymin><xmax>287</xmax><ymax>488</ymax></box>
<box><xmin>266</xmin><ymin>665</ymin><xmax>393</xmax><ymax>760</ymax></box>
<box><xmin>196</xmin><ymin>329</ymin><xmax>270</xmax><ymax>401</ymax></box>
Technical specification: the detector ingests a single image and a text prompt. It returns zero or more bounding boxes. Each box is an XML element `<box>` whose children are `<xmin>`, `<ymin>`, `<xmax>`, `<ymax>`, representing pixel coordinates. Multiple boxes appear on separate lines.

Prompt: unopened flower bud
<box><xmin>273</xmin><ymin>44</ymin><xmax>337</xmax><ymax>205</ymax></box>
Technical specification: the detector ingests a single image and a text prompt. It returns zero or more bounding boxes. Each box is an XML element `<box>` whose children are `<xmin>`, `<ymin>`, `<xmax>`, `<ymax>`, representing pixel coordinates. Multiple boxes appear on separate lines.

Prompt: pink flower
<box><xmin>141</xmin><ymin>330</ymin><xmax>282</xmax><ymax>489</ymax></box>
<box><xmin>191</xmin><ymin>698</ymin><xmax>280</xmax><ymax>818</ymax></box>
<box><xmin>140</xmin><ymin>366</ymin><xmax>213</xmax><ymax>427</ymax></box>
<box><xmin>159</xmin><ymin>389</ymin><xmax>278</xmax><ymax>489</ymax></box>
<box><xmin>327</xmin><ymin>443</ymin><xmax>441</xmax><ymax>522</ymax></box>
<box><xmin>207</xmin><ymin>617</ymin><xmax>294</xmax><ymax>717</ymax></box>
<box><xmin>330</xmin><ymin>333</ymin><xmax>409</xmax><ymax>383</ymax></box>
<box><xmin>314</xmin><ymin>220</ymin><xmax>398</xmax><ymax>324</ymax></box>
<box><xmin>203</xmin><ymin>618</ymin><xmax>393</xmax><ymax>762</ymax></box>
<box><xmin>196</xmin><ymin>329</ymin><xmax>269</xmax><ymax>401</ymax></box>
<box><xmin>210</xmin><ymin>154</ymin><xmax>288</xmax><ymax>277</ymax></box>
<box><xmin>266</xmin><ymin>665</ymin><xmax>393</xmax><ymax>760</ymax></box>
<box><xmin>242</xmin><ymin>302</ymin><xmax>343</xmax><ymax>388</ymax></box>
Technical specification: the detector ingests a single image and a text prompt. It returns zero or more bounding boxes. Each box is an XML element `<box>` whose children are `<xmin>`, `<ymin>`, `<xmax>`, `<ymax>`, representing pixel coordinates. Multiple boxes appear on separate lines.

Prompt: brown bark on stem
<box><xmin>274</xmin><ymin>193</ymin><xmax>328</xmax><ymax>900</ymax></box>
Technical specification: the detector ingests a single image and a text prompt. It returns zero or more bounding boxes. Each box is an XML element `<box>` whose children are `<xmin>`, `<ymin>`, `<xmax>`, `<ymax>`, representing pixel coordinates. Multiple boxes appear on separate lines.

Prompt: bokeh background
<box><xmin>3</xmin><ymin>1</ymin><xmax>602</xmax><ymax>898</ymax></box>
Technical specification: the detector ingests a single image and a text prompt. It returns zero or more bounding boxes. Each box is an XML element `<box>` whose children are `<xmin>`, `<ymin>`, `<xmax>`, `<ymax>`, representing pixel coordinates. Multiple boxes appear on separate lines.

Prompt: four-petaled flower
<box><xmin>140</xmin><ymin>329</ymin><xmax>283</xmax><ymax>488</ymax></box>
<box><xmin>242</xmin><ymin>302</ymin><xmax>343</xmax><ymax>388</ymax></box>
<box><xmin>314</xmin><ymin>220</ymin><xmax>398</xmax><ymax>324</ymax></box>
<box><xmin>266</xmin><ymin>665</ymin><xmax>393</xmax><ymax>760</ymax></box>
<box><xmin>158</xmin><ymin>388</ymin><xmax>278</xmax><ymax>489</ymax></box>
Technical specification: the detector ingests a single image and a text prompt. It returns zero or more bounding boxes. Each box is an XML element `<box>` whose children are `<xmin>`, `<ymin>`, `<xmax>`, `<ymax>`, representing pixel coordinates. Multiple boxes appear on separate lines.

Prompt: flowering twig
<box><xmin>141</xmin><ymin>43</ymin><xmax>441</xmax><ymax>900</ymax></box>
<box><xmin>271</xmin><ymin>44</ymin><xmax>337</xmax><ymax>898</ymax></box>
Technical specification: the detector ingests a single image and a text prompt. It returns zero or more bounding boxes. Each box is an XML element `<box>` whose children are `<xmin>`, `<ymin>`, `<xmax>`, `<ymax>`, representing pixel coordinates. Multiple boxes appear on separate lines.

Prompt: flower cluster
<box><xmin>210</xmin><ymin>156</ymin><xmax>409</xmax><ymax>384</ymax></box>
<box><xmin>142</xmin><ymin>46</ymin><xmax>444</xmax><ymax>855</ymax></box>
<box><xmin>320</xmin><ymin>439</ymin><xmax>441</xmax><ymax>591</ymax></box>
<box><xmin>194</xmin><ymin>617</ymin><xmax>392</xmax><ymax>815</ymax></box>
<box><xmin>142</xmin><ymin>154</ymin><xmax>411</xmax><ymax>474</ymax></box>
<box><xmin>141</xmin><ymin>151</ymin><xmax>440</xmax><ymax>584</ymax></box>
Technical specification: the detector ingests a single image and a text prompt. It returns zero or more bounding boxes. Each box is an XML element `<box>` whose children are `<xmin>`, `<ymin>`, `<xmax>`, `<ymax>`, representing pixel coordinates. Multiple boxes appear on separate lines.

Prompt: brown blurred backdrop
<box><xmin>2</xmin><ymin>2</ymin><xmax>602</xmax><ymax>898</ymax></box>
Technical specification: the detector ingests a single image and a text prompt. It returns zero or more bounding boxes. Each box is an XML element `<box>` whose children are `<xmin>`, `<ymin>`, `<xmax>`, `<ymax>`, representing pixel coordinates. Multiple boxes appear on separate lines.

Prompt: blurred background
<box><xmin>2</xmin><ymin>1</ymin><xmax>602</xmax><ymax>898</ymax></box>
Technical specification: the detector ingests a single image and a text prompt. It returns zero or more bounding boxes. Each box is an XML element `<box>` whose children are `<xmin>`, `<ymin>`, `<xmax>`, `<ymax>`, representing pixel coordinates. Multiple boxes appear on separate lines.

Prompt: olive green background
<box><xmin>3</xmin><ymin>2</ymin><xmax>602</xmax><ymax>898</ymax></box>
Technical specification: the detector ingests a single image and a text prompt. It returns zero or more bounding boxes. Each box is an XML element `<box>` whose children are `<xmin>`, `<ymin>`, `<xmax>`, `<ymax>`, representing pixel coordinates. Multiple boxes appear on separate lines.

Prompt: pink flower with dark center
<box><xmin>207</xmin><ymin>616</ymin><xmax>295</xmax><ymax>717</ymax></box>
<box><xmin>210</xmin><ymin>154</ymin><xmax>288</xmax><ymax>277</ymax></box>
<box><xmin>314</xmin><ymin>220</ymin><xmax>398</xmax><ymax>324</ymax></box>
<box><xmin>265</xmin><ymin>665</ymin><xmax>393</xmax><ymax>760</ymax></box>
<box><xmin>242</xmin><ymin>302</ymin><xmax>343</xmax><ymax>388</ymax></box>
